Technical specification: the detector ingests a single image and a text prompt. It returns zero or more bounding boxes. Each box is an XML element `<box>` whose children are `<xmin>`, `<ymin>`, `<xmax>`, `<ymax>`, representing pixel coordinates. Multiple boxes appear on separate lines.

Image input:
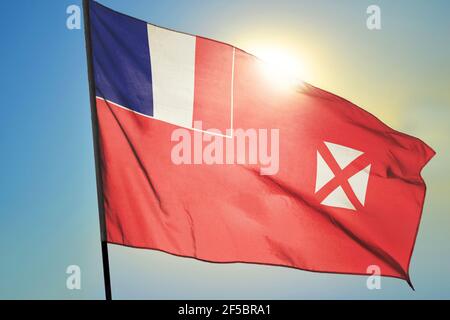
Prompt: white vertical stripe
<box><xmin>230</xmin><ymin>47</ymin><xmax>235</xmax><ymax>136</ymax></box>
<box><xmin>147</xmin><ymin>24</ymin><xmax>196</xmax><ymax>128</ymax></box>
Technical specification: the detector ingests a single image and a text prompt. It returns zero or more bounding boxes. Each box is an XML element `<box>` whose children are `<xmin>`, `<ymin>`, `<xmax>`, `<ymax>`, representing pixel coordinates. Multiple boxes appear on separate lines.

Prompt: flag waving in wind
<box><xmin>86</xmin><ymin>0</ymin><xmax>435</xmax><ymax>286</ymax></box>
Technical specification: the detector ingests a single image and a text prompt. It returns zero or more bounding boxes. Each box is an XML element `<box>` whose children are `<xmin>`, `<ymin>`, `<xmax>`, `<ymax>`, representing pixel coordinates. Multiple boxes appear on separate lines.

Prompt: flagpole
<box><xmin>83</xmin><ymin>0</ymin><xmax>113</xmax><ymax>301</ymax></box>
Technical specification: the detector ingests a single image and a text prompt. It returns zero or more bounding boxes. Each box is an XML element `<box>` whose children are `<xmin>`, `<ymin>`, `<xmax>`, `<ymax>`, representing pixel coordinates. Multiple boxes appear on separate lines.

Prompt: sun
<box><xmin>249</xmin><ymin>45</ymin><xmax>309</xmax><ymax>89</ymax></box>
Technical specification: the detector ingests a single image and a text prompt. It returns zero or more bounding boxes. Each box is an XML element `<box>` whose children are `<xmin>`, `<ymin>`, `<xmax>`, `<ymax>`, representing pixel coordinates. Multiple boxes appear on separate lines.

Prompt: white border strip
<box><xmin>96</xmin><ymin>96</ymin><xmax>233</xmax><ymax>139</ymax></box>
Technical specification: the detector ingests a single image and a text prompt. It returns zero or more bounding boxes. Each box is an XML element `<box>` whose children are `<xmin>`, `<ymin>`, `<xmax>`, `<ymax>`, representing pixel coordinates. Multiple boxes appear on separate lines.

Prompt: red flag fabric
<box><xmin>89</xmin><ymin>1</ymin><xmax>435</xmax><ymax>283</ymax></box>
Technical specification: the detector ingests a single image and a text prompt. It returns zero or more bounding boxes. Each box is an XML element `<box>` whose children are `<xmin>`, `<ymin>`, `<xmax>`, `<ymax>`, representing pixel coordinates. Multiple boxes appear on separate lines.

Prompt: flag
<box><xmin>87</xmin><ymin>1</ymin><xmax>435</xmax><ymax>284</ymax></box>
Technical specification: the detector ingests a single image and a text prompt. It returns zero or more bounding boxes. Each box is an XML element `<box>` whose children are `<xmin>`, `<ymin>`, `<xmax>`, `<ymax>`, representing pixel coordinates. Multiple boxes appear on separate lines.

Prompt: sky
<box><xmin>0</xmin><ymin>0</ymin><xmax>449</xmax><ymax>299</ymax></box>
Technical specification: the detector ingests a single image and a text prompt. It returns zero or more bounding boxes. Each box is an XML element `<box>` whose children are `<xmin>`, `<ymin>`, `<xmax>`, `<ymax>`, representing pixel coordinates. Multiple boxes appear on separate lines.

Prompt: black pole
<box><xmin>82</xmin><ymin>0</ymin><xmax>112</xmax><ymax>301</ymax></box>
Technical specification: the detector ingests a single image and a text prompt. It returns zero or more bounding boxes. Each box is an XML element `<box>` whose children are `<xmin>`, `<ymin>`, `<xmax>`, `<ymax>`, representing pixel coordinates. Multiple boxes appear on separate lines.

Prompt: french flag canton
<box><xmin>90</xmin><ymin>1</ymin><xmax>234</xmax><ymax>133</ymax></box>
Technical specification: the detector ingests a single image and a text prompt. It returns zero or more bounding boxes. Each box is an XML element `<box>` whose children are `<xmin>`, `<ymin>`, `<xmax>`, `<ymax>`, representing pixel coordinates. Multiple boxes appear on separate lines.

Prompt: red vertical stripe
<box><xmin>193</xmin><ymin>37</ymin><xmax>234</xmax><ymax>133</ymax></box>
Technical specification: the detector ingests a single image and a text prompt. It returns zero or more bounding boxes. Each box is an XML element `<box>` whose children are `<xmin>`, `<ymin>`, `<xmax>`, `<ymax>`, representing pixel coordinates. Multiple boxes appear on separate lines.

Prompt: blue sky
<box><xmin>0</xmin><ymin>0</ymin><xmax>449</xmax><ymax>299</ymax></box>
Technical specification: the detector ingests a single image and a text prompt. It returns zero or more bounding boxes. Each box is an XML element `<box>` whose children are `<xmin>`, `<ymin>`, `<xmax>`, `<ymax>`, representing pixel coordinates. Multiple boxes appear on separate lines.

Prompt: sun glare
<box><xmin>250</xmin><ymin>46</ymin><xmax>308</xmax><ymax>89</ymax></box>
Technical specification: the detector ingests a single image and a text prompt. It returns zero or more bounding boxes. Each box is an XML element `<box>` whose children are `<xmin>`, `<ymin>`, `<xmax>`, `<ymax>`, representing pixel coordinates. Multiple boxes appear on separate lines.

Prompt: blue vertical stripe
<box><xmin>90</xmin><ymin>1</ymin><xmax>153</xmax><ymax>116</ymax></box>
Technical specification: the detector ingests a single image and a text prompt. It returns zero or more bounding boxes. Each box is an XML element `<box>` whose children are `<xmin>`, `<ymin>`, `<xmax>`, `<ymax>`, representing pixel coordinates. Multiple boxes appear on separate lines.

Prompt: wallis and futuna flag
<box><xmin>87</xmin><ymin>1</ymin><xmax>434</xmax><ymax>284</ymax></box>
